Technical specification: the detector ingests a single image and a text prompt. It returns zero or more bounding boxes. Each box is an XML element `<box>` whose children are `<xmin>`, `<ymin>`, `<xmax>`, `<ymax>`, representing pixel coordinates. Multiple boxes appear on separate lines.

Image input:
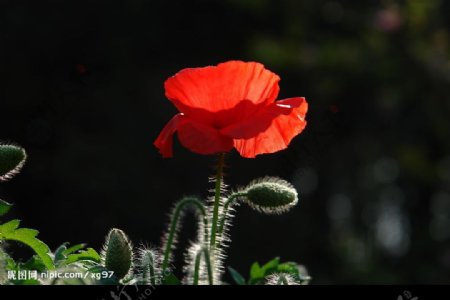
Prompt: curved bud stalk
<box><xmin>0</xmin><ymin>144</ymin><xmax>27</xmax><ymax>182</ymax></box>
<box><xmin>265</xmin><ymin>272</ymin><xmax>300</xmax><ymax>285</ymax></box>
<box><xmin>218</xmin><ymin>192</ymin><xmax>246</xmax><ymax>237</ymax></box>
<box><xmin>101</xmin><ymin>228</ymin><xmax>134</xmax><ymax>280</ymax></box>
<box><xmin>161</xmin><ymin>196</ymin><xmax>208</xmax><ymax>273</ymax></box>
<box><xmin>183</xmin><ymin>203</ymin><xmax>232</xmax><ymax>285</ymax></box>
<box><xmin>183</xmin><ymin>242</ymin><xmax>202</xmax><ymax>284</ymax></box>
<box><xmin>193</xmin><ymin>246</ymin><xmax>213</xmax><ymax>285</ymax></box>
<box><xmin>206</xmin><ymin>195</ymin><xmax>241</xmax><ymax>285</ymax></box>
<box><xmin>136</xmin><ymin>247</ymin><xmax>160</xmax><ymax>285</ymax></box>
<box><xmin>241</xmin><ymin>177</ymin><xmax>298</xmax><ymax>214</ymax></box>
<box><xmin>184</xmin><ymin>242</ymin><xmax>215</xmax><ymax>285</ymax></box>
<box><xmin>181</xmin><ymin>199</ymin><xmax>210</xmax><ymax>285</ymax></box>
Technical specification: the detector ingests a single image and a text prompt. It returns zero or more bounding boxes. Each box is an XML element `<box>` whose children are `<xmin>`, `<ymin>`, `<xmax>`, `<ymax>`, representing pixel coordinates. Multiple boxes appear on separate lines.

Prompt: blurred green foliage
<box><xmin>226</xmin><ymin>0</ymin><xmax>450</xmax><ymax>284</ymax></box>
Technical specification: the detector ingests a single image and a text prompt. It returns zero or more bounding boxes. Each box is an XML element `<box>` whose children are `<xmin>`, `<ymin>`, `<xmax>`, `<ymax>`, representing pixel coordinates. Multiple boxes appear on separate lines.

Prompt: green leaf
<box><xmin>21</xmin><ymin>255</ymin><xmax>47</xmax><ymax>272</ymax></box>
<box><xmin>5</xmin><ymin>256</ymin><xmax>17</xmax><ymax>270</ymax></box>
<box><xmin>277</xmin><ymin>262</ymin><xmax>299</xmax><ymax>275</ymax></box>
<box><xmin>261</xmin><ymin>257</ymin><xmax>280</xmax><ymax>274</ymax></box>
<box><xmin>63</xmin><ymin>243</ymin><xmax>86</xmax><ymax>256</ymax></box>
<box><xmin>66</xmin><ymin>248</ymin><xmax>101</xmax><ymax>265</ymax></box>
<box><xmin>0</xmin><ymin>219</ymin><xmax>20</xmax><ymax>232</ymax></box>
<box><xmin>228</xmin><ymin>266</ymin><xmax>246</xmax><ymax>285</ymax></box>
<box><xmin>0</xmin><ymin>199</ymin><xmax>12</xmax><ymax>216</ymax></box>
<box><xmin>250</xmin><ymin>262</ymin><xmax>263</xmax><ymax>279</ymax></box>
<box><xmin>0</xmin><ymin>219</ymin><xmax>54</xmax><ymax>270</ymax></box>
<box><xmin>0</xmin><ymin>144</ymin><xmax>27</xmax><ymax>182</ymax></box>
<box><xmin>53</xmin><ymin>243</ymin><xmax>68</xmax><ymax>264</ymax></box>
<box><xmin>249</xmin><ymin>259</ymin><xmax>281</xmax><ymax>284</ymax></box>
<box><xmin>247</xmin><ymin>258</ymin><xmax>307</xmax><ymax>285</ymax></box>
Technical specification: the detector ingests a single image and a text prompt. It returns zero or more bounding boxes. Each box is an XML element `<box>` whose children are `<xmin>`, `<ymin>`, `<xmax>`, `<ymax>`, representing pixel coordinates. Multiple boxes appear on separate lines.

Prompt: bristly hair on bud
<box><xmin>135</xmin><ymin>246</ymin><xmax>161</xmax><ymax>285</ymax></box>
<box><xmin>265</xmin><ymin>272</ymin><xmax>300</xmax><ymax>285</ymax></box>
<box><xmin>241</xmin><ymin>177</ymin><xmax>298</xmax><ymax>214</ymax></box>
<box><xmin>101</xmin><ymin>228</ymin><xmax>134</xmax><ymax>281</ymax></box>
<box><xmin>0</xmin><ymin>144</ymin><xmax>27</xmax><ymax>182</ymax></box>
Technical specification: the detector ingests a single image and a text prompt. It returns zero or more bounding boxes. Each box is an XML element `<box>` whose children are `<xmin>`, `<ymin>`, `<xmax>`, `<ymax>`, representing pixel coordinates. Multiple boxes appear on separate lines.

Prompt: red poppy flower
<box><xmin>154</xmin><ymin>61</ymin><xmax>308</xmax><ymax>158</ymax></box>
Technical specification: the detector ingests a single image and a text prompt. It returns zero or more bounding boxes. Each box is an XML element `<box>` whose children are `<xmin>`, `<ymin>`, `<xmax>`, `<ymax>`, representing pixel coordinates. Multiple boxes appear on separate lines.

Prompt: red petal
<box><xmin>221</xmin><ymin>97</ymin><xmax>308</xmax><ymax>158</ymax></box>
<box><xmin>164</xmin><ymin>61</ymin><xmax>280</xmax><ymax>126</ymax></box>
<box><xmin>154</xmin><ymin>113</ymin><xmax>183</xmax><ymax>158</ymax></box>
<box><xmin>177</xmin><ymin>118</ymin><xmax>234</xmax><ymax>155</ymax></box>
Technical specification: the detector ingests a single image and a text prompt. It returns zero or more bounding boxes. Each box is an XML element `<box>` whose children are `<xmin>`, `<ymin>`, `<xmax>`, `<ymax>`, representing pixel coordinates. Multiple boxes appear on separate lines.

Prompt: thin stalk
<box><xmin>149</xmin><ymin>261</ymin><xmax>156</xmax><ymax>286</ymax></box>
<box><xmin>209</xmin><ymin>153</ymin><xmax>225</xmax><ymax>249</ymax></box>
<box><xmin>217</xmin><ymin>192</ymin><xmax>247</xmax><ymax>239</ymax></box>
<box><xmin>193</xmin><ymin>247</ymin><xmax>213</xmax><ymax>285</ymax></box>
<box><xmin>161</xmin><ymin>197</ymin><xmax>207</xmax><ymax>272</ymax></box>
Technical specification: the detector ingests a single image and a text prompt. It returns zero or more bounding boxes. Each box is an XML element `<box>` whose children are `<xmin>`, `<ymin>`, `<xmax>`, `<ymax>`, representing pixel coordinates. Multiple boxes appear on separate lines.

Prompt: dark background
<box><xmin>1</xmin><ymin>0</ymin><xmax>449</xmax><ymax>284</ymax></box>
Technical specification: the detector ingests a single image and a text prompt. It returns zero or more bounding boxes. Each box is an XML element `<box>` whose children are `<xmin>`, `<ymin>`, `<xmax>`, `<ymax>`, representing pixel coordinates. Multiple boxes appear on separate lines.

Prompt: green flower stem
<box><xmin>217</xmin><ymin>192</ymin><xmax>247</xmax><ymax>239</ymax></box>
<box><xmin>193</xmin><ymin>247</ymin><xmax>213</xmax><ymax>285</ymax></box>
<box><xmin>161</xmin><ymin>197</ymin><xmax>208</xmax><ymax>273</ymax></box>
<box><xmin>209</xmin><ymin>153</ymin><xmax>225</xmax><ymax>249</ymax></box>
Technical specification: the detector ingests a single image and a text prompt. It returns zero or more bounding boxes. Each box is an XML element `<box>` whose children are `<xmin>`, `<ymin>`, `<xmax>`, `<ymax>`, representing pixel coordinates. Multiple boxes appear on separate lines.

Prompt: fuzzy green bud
<box><xmin>0</xmin><ymin>144</ymin><xmax>27</xmax><ymax>182</ymax></box>
<box><xmin>242</xmin><ymin>177</ymin><xmax>298</xmax><ymax>214</ymax></box>
<box><xmin>137</xmin><ymin>248</ymin><xmax>159</xmax><ymax>285</ymax></box>
<box><xmin>102</xmin><ymin>228</ymin><xmax>133</xmax><ymax>280</ymax></box>
<box><xmin>265</xmin><ymin>272</ymin><xmax>300</xmax><ymax>285</ymax></box>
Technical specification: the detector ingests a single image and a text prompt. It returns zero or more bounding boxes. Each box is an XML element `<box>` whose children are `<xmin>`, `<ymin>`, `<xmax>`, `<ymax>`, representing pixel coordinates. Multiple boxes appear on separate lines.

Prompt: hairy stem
<box><xmin>209</xmin><ymin>153</ymin><xmax>225</xmax><ymax>249</ymax></box>
<box><xmin>142</xmin><ymin>250</ymin><xmax>156</xmax><ymax>285</ymax></box>
<box><xmin>161</xmin><ymin>197</ymin><xmax>208</xmax><ymax>273</ymax></box>
<box><xmin>217</xmin><ymin>192</ymin><xmax>247</xmax><ymax>238</ymax></box>
<box><xmin>193</xmin><ymin>247</ymin><xmax>213</xmax><ymax>285</ymax></box>
<box><xmin>149</xmin><ymin>260</ymin><xmax>156</xmax><ymax>286</ymax></box>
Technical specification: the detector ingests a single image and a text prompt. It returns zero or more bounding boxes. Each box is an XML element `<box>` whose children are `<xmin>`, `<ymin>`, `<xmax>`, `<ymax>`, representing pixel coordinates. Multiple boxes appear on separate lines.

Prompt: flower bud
<box><xmin>137</xmin><ymin>248</ymin><xmax>160</xmax><ymax>285</ymax></box>
<box><xmin>242</xmin><ymin>177</ymin><xmax>298</xmax><ymax>214</ymax></box>
<box><xmin>0</xmin><ymin>144</ymin><xmax>27</xmax><ymax>182</ymax></box>
<box><xmin>265</xmin><ymin>272</ymin><xmax>299</xmax><ymax>285</ymax></box>
<box><xmin>102</xmin><ymin>228</ymin><xmax>133</xmax><ymax>280</ymax></box>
